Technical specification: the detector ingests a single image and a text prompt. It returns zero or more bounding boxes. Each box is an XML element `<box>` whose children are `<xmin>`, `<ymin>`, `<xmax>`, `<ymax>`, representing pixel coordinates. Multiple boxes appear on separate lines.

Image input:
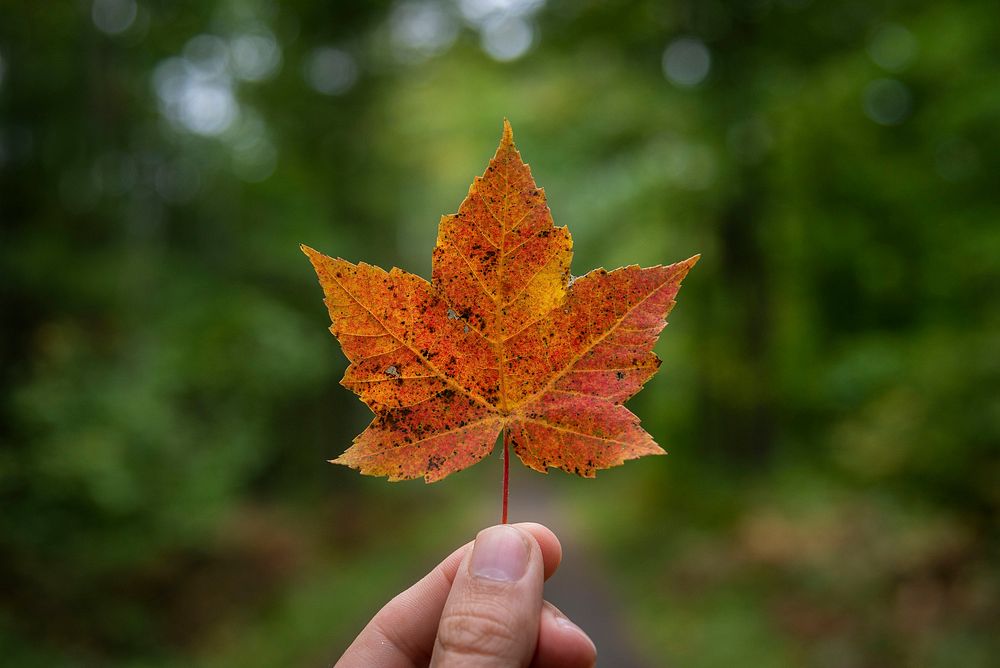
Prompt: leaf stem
<box><xmin>501</xmin><ymin>427</ymin><xmax>510</xmax><ymax>524</ymax></box>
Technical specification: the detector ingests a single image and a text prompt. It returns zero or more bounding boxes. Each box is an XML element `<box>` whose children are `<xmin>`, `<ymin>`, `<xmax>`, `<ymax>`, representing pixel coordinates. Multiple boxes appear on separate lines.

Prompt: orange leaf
<box><xmin>304</xmin><ymin>120</ymin><xmax>698</xmax><ymax>483</ymax></box>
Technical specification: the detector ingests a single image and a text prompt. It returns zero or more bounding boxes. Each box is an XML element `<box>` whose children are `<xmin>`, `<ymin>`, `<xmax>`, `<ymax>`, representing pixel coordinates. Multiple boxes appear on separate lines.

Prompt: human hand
<box><xmin>336</xmin><ymin>523</ymin><xmax>597</xmax><ymax>667</ymax></box>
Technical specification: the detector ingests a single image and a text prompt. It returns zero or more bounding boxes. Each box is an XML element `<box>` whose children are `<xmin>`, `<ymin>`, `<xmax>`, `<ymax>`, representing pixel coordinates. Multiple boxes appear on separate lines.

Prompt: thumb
<box><xmin>431</xmin><ymin>525</ymin><xmax>544</xmax><ymax>667</ymax></box>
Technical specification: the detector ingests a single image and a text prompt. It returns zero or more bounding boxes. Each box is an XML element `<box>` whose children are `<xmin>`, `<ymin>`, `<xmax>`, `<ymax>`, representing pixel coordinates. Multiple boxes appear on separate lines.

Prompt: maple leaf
<box><xmin>303</xmin><ymin>120</ymin><xmax>698</xmax><ymax>498</ymax></box>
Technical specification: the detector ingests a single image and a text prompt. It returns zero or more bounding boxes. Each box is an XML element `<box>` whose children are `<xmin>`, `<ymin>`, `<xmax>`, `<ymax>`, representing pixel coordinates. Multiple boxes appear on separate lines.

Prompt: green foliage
<box><xmin>1</xmin><ymin>0</ymin><xmax>997</xmax><ymax>665</ymax></box>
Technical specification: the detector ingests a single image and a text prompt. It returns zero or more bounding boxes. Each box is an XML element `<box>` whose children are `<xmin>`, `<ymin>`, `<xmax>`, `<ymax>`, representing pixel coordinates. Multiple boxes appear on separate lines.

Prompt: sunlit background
<box><xmin>2</xmin><ymin>1</ymin><xmax>998</xmax><ymax>666</ymax></box>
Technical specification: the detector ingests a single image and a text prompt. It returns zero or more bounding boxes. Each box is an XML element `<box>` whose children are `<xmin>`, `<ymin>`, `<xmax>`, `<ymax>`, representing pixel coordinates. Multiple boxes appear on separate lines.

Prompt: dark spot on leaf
<box><xmin>427</xmin><ymin>454</ymin><xmax>445</xmax><ymax>471</ymax></box>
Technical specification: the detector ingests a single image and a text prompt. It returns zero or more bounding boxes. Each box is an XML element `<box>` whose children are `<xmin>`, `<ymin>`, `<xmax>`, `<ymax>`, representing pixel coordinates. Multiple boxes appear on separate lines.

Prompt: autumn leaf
<box><xmin>303</xmin><ymin>120</ymin><xmax>698</xmax><ymax>495</ymax></box>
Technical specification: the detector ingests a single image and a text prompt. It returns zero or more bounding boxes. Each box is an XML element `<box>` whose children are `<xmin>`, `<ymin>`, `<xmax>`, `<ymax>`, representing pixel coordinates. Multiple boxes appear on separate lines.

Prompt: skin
<box><xmin>336</xmin><ymin>523</ymin><xmax>597</xmax><ymax>668</ymax></box>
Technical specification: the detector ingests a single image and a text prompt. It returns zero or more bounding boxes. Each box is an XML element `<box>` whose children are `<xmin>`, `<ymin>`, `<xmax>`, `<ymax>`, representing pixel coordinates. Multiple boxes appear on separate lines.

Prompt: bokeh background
<box><xmin>2</xmin><ymin>1</ymin><xmax>998</xmax><ymax>666</ymax></box>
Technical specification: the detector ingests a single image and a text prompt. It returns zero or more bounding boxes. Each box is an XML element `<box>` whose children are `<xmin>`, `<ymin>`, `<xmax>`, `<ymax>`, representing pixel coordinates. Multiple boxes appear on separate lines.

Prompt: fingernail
<box><xmin>470</xmin><ymin>526</ymin><xmax>529</xmax><ymax>582</ymax></box>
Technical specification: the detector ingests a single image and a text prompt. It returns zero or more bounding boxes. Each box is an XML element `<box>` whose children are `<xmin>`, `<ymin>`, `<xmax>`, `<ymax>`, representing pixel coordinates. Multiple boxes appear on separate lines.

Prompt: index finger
<box><xmin>336</xmin><ymin>523</ymin><xmax>561</xmax><ymax>668</ymax></box>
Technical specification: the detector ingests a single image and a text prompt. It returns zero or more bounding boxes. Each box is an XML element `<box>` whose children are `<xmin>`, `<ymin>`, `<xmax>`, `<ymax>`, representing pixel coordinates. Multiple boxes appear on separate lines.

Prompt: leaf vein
<box><xmin>447</xmin><ymin>244</ymin><xmax>498</xmax><ymax>304</ymax></box>
<box><xmin>522</xmin><ymin>417</ymin><xmax>636</xmax><ymax>449</ymax></box>
<box><xmin>517</xmin><ymin>277</ymin><xmax>673</xmax><ymax>408</ymax></box>
<box><xmin>327</xmin><ymin>272</ymin><xmax>496</xmax><ymax>410</ymax></box>
<box><xmin>350</xmin><ymin>416</ymin><xmax>501</xmax><ymax>462</ymax></box>
<box><xmin>500</xmin><ymin>241</ymin><xmax>565</xmax><ymax>308</ymax></box>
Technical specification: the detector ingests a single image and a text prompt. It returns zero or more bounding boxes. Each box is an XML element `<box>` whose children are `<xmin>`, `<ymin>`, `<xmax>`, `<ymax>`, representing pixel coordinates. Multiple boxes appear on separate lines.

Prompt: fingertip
<box><xmin>511</xmin><ymin>522</ymin><xmax>562</xmax><ymax>580</ymax></box>
<box><xmin>433</xmin><ymin>525</ymin><xmax>547</xmax><ymax>666</ymax></box>
<box><xmin>534</xmin><ymin>601</ymin><xmax>597</xmax><ymax>668</ymax></box>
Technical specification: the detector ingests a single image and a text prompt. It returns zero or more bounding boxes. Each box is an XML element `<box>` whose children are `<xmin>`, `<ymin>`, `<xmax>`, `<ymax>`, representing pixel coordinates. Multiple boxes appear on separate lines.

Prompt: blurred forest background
<box><xmin>1</xmin><ymin>1</ymin><xmax>998</xmax><ymax>666</ymax></box>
